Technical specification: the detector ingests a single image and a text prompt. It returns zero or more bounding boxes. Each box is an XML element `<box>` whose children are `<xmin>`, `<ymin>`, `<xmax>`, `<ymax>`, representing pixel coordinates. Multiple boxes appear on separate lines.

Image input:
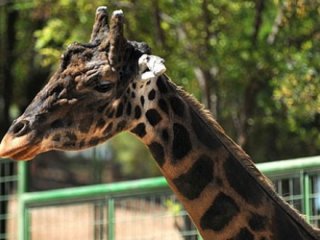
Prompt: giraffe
<box><xmin>0</xmin><ymin>7</ymin><xmax>319</xmax><ymax>240</ymax></box>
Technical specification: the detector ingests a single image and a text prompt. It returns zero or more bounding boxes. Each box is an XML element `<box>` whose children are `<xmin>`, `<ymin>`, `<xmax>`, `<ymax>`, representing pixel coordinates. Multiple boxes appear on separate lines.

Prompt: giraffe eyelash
<box><xmin>94</xmin><ymin>82</ymin><xmax>114</xmax><ymax>93</ymax></box>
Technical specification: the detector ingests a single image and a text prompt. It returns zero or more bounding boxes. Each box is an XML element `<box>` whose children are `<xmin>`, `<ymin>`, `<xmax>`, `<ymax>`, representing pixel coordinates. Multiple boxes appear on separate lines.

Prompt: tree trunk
<box><xmin>0</xmin><ymin>2</ymin><xmax>17</xmax><ymax>237</ymax></box>
<box><xmin>3</xmin><ymin>4</ymin><xmax>17</xmax><ymax>132</ymax></box>
<box><xmin>152</xmin><ymin>0</ymin><xmax>167</xmax><ymax>48</ymax></box>
<box><xmin>194</xmin><ymin>67</ymin><xmax>217</xmax><ymax>116</ymax></box>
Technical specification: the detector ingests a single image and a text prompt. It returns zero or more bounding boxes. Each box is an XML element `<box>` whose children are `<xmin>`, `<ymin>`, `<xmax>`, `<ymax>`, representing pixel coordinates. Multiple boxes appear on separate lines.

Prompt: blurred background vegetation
<box><xmin>0</xmin><ymin>0</ymin><xmax>320</xmax><ymax>183</ymax></box>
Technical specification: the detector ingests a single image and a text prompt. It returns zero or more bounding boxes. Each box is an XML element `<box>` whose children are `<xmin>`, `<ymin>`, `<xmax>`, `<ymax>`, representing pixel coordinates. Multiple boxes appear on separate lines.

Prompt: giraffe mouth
<box><xmin>0</xmin><ymin>133</ymin><xmax>41</xmax><ymax>161</ymax></box>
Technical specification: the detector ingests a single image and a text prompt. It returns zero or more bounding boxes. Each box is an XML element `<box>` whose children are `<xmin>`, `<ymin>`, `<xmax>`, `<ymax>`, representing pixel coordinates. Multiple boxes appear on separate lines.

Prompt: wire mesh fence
<box><xmin>310</xmin><ymin>174</ymin><xmax>320</xmax><ymax>226</ymax></box>
<box><xmin>112</xmin><ymin>194</ymin><xmax>198</xmax><ymax>240</ymax></box>
<box><xmin>28</xmin><ymin>200</ymin><xmax>107</xmax><ymax>240</ymax></box>
<box><xmin>273</xmin><ymin>174</ymin><xmax>303</xmax><ymax>213</ymax></box>
<box><xmin>0</xmin><ymin>160</ymin><xmax>17</xmax><ymax>240</ymax></box>
<box><xmin>270</xmin><ymin>171</ymin><xmax>320</xmax><ymax>227</ymax></box>
<box><xmin>25</xmin><ymin>192</ymin><xmax>198</xmax><ymax>240</ymax></box>
<box><xmin>0</xmin><ymin>157</ymin><xmax>320</xmax><ymax>240</ymax></box>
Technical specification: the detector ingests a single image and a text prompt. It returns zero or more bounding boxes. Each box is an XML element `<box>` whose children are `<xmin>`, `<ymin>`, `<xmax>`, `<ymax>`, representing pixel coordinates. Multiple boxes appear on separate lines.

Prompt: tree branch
<box><xmin>202</xmin><ymin>0</ymin><xmax>212</xmax><ymax>51</ymax></box>
<box><xmin>252</xmin><ymin>0</ymin><xmax>265</xmax><ymax>46</ymax></box>
<box><xmin>267</xmin><ymin>3</ymin><xmax>285</xmax><ymax>45</ymax></box>
<box><xmin>152</xmin><ymin>0</ymin><xmax>167</xmax><ymax>48</ymax></box>
<box><xmin>287</xmin><ymin>26</ymin><xmax>320</xmax><ymax>48</ymax></box>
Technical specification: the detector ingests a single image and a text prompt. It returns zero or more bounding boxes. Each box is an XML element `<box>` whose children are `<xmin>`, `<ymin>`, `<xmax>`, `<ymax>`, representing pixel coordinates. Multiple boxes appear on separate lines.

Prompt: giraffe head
<box><xmin>0</xmin><ymin>7</ymin><xmax>155</xmax><ymax>160</ymax></box>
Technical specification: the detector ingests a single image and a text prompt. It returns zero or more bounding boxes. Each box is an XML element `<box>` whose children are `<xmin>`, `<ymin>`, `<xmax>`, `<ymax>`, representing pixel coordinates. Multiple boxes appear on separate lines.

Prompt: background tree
<box><xmin>0</xmin><ymin>0</ymin><xmax>319</xmax><ymax>182</ymax></box>
<box><xmin>0</xmin><ymin>0</ymin><xmax>319</xmax><ymax>181</ymax></box>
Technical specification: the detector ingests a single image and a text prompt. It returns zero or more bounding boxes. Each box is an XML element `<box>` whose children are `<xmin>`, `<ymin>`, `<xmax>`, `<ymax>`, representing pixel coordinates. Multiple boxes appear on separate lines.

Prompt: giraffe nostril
<box><xmin>10</xmin><ymin>120</ymin><xmax>30</xmax><ymax>137</ymax></box>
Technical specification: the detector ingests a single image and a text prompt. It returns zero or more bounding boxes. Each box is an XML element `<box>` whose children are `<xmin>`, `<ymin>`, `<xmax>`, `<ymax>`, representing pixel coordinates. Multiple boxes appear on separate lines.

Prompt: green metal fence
<box><xmin>0</xmin><ymin>159</ymin><xmax>17</xmax><ymax>240</ymax></box>
<box><xmin>0</xmin><ymin>156</ymin><xmax>320</xmax><ymax>239</ymax></box>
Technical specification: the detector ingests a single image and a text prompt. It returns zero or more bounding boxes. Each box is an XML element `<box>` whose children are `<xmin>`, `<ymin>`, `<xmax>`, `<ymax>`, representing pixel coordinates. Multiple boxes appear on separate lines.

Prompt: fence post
<box><xmin>303</xmin><ymin>172</ymin><xmax>311</xmax><ymax>223</ymax></box>
<box><xmin>18</xmin><ymin>161</ymin><xmax>28</xmax><ymax>240</ymax></box>
<box><xmin>107</xmin><ymin>198</ymin><xmax>115</xmax><ymax>240</ymax></box>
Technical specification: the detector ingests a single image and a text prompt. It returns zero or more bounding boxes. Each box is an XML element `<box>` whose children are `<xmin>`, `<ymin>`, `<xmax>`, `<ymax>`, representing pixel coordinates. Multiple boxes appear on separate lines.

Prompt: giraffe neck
<box><xmin>129</xmin><ymin>75</ymin><xmax>319</xmax><ymax>240</ymax></box>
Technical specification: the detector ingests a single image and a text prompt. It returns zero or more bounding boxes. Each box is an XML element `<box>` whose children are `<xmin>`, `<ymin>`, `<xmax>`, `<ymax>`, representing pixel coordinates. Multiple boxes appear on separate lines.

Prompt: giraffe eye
<box><xmin>94</xmin><ymin>81</ymin><xmax>114</xmax><ymax>93</ymax></box>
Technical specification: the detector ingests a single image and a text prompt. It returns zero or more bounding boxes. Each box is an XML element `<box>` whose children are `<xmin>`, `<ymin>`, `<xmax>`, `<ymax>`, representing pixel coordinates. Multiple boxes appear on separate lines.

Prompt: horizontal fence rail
<box><xmin>13</xmin><ymin>156</ymin><xmax>320</xmax><ymax>240</ymax></box>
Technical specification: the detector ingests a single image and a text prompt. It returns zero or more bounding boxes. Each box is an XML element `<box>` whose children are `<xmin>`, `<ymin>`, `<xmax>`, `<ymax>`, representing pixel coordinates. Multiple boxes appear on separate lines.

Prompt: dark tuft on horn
<box><xmin>128</xmin><ymin>41</ymin><xmax>152</xmax><ymax>55</ymax></box>
<box><xmin>90</xmin><ymin>6</ymin><xmax>109</xmax><ymax>43</ymax></box>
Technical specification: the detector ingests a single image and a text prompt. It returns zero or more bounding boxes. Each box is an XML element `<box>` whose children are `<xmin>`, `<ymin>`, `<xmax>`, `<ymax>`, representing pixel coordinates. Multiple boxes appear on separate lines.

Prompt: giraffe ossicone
<box><xmin>112</xmin><ymin>9</ymin><xmax>123</xmax><ymax>17</ymax></box>
<box><xmin>96</xmin><ymin>6</ymin><xmax>107</xmax><ymax>14</ymax></box>
<box><xmin>0</xmin><ymin>6</ymin><xmax>319</xmax><ymax>240</ymax></box>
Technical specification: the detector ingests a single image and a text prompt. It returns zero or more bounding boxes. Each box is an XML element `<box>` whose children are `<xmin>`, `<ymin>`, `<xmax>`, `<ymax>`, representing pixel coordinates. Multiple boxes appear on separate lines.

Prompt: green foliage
<box><xmin>165</xmin><ymin>199</ymin><xmax>182</xmax><ymax>215</ymax></box>
<box><xmin>2</xmin><ymin>0</ymin><xmax>320</xmax><ymax>178</ymax></box>
<box><xmin>110</xmin><ymin>133</ymin><xmax>160</xmax><ymax>179</ymax></box>
<box><xmin>34</xmin><ymin>19</ymin><xmax>67</xmax><ymax>67</ymax></box>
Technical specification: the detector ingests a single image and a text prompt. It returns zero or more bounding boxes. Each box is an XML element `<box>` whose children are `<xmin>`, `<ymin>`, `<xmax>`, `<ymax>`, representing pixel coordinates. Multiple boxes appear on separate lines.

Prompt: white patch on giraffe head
<box><xmin>138</xmin><ymin>54</ymin><xmax>166</xmax><ymax>81</ymax></box>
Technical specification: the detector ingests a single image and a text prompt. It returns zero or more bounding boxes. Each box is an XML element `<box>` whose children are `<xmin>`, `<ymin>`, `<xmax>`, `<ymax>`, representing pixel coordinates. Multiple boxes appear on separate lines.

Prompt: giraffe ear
<box><xmin>90</xmin><ymin>6</ymin><xmax>109</xmax><ymax>43</ymax></box>
<box><xmin>107</xmin><ymin>10</ymin><xmax>126</xmax><ymax>68</ymax></box>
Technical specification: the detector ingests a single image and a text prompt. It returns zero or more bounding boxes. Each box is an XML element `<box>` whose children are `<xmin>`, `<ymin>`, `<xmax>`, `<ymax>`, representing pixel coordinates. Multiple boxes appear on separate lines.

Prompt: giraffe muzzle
<box><xmin>0</xmin><ymin>119</ymin><xmax>42</xmax><ymax>160</ymax></box>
